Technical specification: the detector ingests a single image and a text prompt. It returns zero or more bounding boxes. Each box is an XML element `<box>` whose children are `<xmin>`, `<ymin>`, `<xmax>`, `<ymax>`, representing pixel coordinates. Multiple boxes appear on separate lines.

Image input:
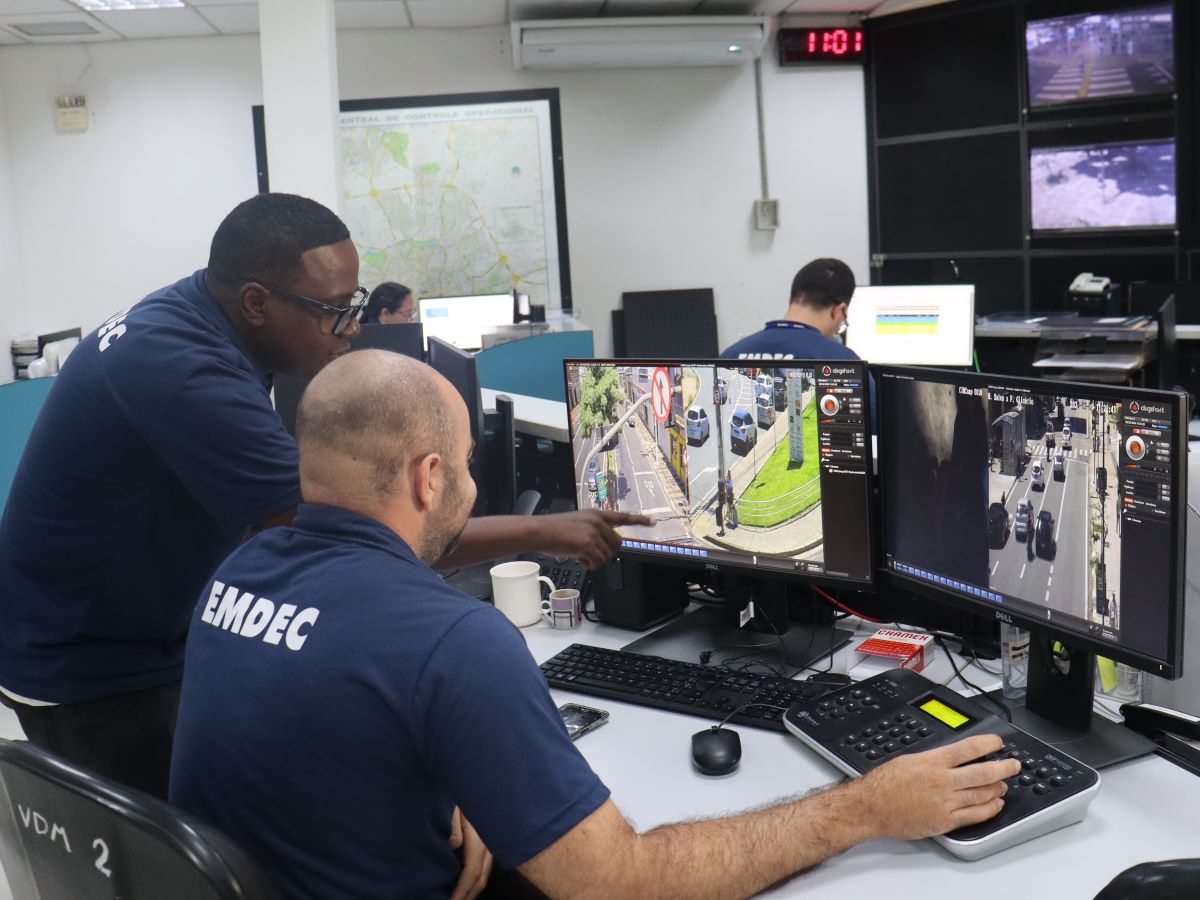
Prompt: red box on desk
<box><xmin>851</xmin><ymin>629</ymin><xmax>933</xmax><ymax>674</ymax></box>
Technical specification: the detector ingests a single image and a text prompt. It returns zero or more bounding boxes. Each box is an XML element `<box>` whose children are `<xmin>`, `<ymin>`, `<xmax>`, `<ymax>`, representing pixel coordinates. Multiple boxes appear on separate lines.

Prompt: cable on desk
<box><xmin>935</xmin><ymin>636</ymin><xmax>1012</xmax><ymax>723</ymax></box>
<box><xmin>812</xmin><ymin>586</ymin><xmax>884</xmax><ymax>623</ymax></box>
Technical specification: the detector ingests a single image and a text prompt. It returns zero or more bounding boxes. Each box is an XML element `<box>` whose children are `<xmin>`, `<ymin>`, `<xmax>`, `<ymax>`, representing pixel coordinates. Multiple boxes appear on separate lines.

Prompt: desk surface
<box><xmin>519</xmin><ymin>612</ymin><xmax>1200</xmax><ymax>898</ymax></box>
<box><xmin>482</xmin><ymin>388</ymin><xmax>569</xmax><ymax>443</ymax></box>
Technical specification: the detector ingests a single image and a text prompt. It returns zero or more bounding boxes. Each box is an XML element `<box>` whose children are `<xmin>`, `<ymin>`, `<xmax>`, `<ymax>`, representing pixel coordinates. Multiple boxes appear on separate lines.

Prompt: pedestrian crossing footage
<box><xmin>1026</xmin><ymin>4</ymin><xmax>1173</xmax><ymax>108</ymax></box>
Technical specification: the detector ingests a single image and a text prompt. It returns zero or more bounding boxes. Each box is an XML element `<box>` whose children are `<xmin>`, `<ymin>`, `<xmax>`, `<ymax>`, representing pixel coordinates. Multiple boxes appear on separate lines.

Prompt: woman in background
<box><xmin>361</xmin><ymin>282</ymin><xmax>417</xmax><ymax>324</ymax></box>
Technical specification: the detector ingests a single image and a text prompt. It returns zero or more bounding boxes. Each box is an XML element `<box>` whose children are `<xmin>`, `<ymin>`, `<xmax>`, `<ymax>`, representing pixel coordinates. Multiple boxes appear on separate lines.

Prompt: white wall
<box><xmin>0</xmin><ymin>25</ymin><xmax>869</xmax><ymax>380</ymax></box>
<box><xmin>0</xmin><ymin>54</ymin><xmax>26</xmax><ymax>381</ymax></box>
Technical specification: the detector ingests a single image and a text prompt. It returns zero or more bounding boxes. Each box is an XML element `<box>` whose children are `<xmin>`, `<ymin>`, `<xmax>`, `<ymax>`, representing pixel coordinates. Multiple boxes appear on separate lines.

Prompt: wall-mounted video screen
<box><xmin>1026</xmin><ymin>4</ymin><xmax>1173</xmax><ymax>108</ymax></box>
<box><xmin>1029</xmin><ymin>139</ymin><xmax>1175</xmax><ymax>232</ymax></box>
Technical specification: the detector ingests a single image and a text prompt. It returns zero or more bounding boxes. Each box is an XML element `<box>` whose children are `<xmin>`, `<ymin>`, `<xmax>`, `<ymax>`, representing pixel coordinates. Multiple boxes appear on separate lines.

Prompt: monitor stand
<box><xmin>988</xmin><ymin>638</ymin><xmax>1154</xmax><ymax>770</ymax></box>
<box><xmin>622</xmin><ymin>606</ymin><xmax>853</xmax><ymax>678</ymax></box>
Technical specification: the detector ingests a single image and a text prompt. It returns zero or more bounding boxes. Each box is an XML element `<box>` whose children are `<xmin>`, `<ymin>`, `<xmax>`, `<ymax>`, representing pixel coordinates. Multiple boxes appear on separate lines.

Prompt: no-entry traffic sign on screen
<box><xmin>650</xmin><ymin>367</ymin><xmax>672</xmax><ymax>423</ymax></box>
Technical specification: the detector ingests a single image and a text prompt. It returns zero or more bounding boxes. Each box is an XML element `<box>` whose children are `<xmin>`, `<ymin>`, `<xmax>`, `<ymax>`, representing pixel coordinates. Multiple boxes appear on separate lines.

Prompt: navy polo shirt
<box><xmin>721</xmin><ymin>320</ymin><xmax>861</xmax><ymax>362</ymax></box>
<box><xmin>170</xmin><ymin>504</ymin><xmax>610</xmax><ymax>900</ymax></box>
<box><xmin>0</xmin><ymin>270</ymin><xmax>301</xmax><ymax>703</ymax></box>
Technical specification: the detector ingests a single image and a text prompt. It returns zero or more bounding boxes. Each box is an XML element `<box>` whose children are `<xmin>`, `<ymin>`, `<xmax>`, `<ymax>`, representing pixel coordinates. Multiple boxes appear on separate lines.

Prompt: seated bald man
<box><xmin>169</xmin><ymin>350</ymin><xmax>1019</xmax><ymax>900</ymax></box>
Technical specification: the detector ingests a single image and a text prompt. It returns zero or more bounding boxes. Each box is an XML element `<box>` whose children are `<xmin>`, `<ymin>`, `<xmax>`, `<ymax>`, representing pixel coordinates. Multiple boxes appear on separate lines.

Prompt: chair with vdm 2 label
<box><xmin>0</xmin><ymin>739</ymin><xmax>281</xmax><ymax>899</ymax></box>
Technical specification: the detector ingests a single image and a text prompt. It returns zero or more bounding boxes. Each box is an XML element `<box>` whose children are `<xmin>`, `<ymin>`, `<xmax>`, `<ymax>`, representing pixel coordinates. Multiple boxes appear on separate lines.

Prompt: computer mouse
<box><xmin>691</xmin><ymin>726</ymin><xmax>742</xmax><ymax>776</ymax></box>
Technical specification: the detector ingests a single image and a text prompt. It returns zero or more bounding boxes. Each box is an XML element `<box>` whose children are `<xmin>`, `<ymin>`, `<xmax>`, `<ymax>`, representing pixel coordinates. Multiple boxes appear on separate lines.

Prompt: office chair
<box><xmin>0</xmin><ymin>739</ymin><xmax>281</xmax><ymax>900</ymax></box>
<box><xmin>1094</xmin><ymin>859</ymin><xmax>1200</xmax><ymax>899</ymax></box>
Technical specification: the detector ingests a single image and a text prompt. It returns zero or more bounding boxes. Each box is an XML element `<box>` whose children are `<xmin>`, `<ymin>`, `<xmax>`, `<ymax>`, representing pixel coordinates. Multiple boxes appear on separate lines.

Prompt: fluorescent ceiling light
<box><xmin>13</xmin><ymin>21</ymin><xmax>101</xmax><ymax>36</ymax></box>
<box><xmin>73</xmin><ymin>0</ymin><xmax>185</xmax><ymax>10</ymax></box>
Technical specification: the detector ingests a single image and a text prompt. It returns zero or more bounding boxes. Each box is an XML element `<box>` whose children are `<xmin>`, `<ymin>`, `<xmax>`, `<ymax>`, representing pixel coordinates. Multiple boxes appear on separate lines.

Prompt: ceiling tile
<box><xmin>0</xmin><ymin>25</ymin><xmax>26</xmax><ymax>39</ymax></box>
<box><xmin>194</xmin><ymin>2</ymin><xmax>256</xmax><ymax>34</ymax></box>
<box><xmin>336</xmin><ymin>1</ymin><xmax>412</xmax><ymax>30</ymax></box>
<box><xmin>603</xmin><ymin>0</ymin><xmax>700</xmax><ymax>13</ymax></box>
<box><xmin>184</xmin><ymin>0</ymin><xmax>256</xmax><ymax>5</ymax></box>
<box><xmin>783</xmin><ymin>0</ymin><xmax>877</xmax><ymax>11</ymax></box>
<box><xmin>0</xmin><ymin>10</ymin><xmax>119</xmax><ymax>40</ymax></box>
<box><xmin>510</xmin><ymin>0</ymin><xmax>604</xmax><ymax>19</ymax></box>
<box><xmin>407</xmin><ymin>0</ymin><xmax>506</xmax><ymax>27</ymax></box>
<box><xmin>92</xmin><ymin>6</ymin><xmax>216</xmax><ymax>37</ymax></box>
<box><xmin>0</xmin><ymin>0</ymin><xmax>75</xmax><ymax>13</ymax></box>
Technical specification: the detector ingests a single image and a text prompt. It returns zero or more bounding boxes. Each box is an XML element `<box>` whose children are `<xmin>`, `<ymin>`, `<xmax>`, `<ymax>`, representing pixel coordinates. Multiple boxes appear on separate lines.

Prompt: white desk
<box><xmin>481</xmin><ymin>388</ymin><xmax>569</xmax><ymax>444</ymax></box>
<box><xmin>520</xmin><ymin>613</ymin><xmax>1200</xmax><ymax>898</ymax></box>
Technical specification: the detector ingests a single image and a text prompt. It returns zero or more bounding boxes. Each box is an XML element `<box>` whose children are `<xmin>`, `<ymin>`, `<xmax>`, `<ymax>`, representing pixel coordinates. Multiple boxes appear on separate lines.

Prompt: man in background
<box><xmin>722</xmin><ymin>257</ymin><xmax>861</xmax><ymax>361</ymax></box>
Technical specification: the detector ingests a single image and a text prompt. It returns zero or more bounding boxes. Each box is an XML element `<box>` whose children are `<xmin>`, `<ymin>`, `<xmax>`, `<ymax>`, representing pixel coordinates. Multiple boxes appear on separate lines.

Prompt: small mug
<box><xmin>543</xmin><ymin>589</ymin><xmax>583</xmax><ymax>630</ymax></box>
<box><xmin>490</xmin><ymin>560</ymin><xmax>555</xmax><ymax>628</ymax></box>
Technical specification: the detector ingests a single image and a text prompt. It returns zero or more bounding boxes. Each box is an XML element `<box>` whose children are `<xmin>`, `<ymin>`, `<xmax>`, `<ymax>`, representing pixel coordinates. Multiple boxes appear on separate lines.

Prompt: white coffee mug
<box><xmin>490</xmin><ymin>560</ymin><xmax>556</xmax><ymax>628</ymax></box>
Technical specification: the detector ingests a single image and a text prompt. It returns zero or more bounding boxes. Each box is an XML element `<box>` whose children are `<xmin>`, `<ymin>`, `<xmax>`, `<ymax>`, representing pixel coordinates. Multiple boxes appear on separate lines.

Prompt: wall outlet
<box><xmin>754</xmin><ymin>198</ymin><xmax>779</xmax><ymax>230</ymax></box>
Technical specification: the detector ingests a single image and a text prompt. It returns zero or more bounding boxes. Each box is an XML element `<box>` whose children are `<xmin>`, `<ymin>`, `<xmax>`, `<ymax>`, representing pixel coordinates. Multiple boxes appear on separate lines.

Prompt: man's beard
<box><xmin>419</xmin><ymin>471</ymin><xmax>471</xmax><ymax>565</ymax></box>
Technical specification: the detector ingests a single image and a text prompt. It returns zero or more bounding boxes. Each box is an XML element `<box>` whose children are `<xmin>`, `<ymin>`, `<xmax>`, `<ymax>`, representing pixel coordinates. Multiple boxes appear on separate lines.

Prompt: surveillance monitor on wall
<box><xmin>417</xmin><ymin>294</ymin><xmax>513</xmax><ymax>351</ymax></box>
<box><xmin>876</xmin><ymin>365</ymin><xmax>1186</xmax><ymax>767</ymax></box>
<box><xmin>1026</xmin><ymin>4</ymin><xmax>1174</xmax><ymax>109</ymax></box>
<box><xmin>844</xmin><ymin>285</ymin><xmax>975</xmax><ymax>366</ymax></box>
<box><xmin>1029</xmin><ymin>139</ymin><xmax>1176</xmax><ymax>233</ymax></box>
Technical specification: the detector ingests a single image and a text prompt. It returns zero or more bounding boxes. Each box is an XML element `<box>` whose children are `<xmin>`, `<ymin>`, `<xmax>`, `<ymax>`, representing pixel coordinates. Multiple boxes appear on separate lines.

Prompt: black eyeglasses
<box><xmin>235</xmin><ymin>275</ymin><xmax>368</xmax><ymax>336</ymax></box>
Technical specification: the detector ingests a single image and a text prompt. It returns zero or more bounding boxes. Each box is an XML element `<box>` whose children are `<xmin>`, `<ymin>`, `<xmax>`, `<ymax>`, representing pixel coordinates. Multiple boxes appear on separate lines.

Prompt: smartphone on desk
<box><xmin>559</xmin><ymin>703</ymin><xmax>609</xmax><ymax>741</ymax></box>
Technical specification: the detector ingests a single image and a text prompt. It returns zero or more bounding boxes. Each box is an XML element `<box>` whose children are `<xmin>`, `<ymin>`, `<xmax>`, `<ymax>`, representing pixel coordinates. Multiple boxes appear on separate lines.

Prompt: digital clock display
<box><xmin>777</xmin><ymin>27</ymin><xmax>866</xmax><ymax>65</ymax></box>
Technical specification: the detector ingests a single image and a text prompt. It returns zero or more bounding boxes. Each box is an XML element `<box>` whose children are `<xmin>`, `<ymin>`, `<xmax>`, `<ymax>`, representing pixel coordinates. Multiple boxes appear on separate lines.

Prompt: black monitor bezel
<box><xmin>874</xmin><ymin>364</ymin><xmax>1186</xmax><ymax>678</ymax></box>
<box><xmin>564</xmin><ymin>357</ymin><xmax>878</xmax><ymax>591</ymax></box>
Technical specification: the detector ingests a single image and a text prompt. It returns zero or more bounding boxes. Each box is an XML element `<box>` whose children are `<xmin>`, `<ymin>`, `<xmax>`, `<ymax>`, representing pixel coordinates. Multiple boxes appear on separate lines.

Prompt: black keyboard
<box><xmin>540</xmin><ymin>644</ymin><xmax>839</xmax><ymax>733</ymax></box>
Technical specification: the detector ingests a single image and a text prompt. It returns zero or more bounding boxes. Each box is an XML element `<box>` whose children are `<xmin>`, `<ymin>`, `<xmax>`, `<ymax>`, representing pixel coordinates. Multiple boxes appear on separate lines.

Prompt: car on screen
<box><xmin>730</xmin><ymin>409</ymin><xmax>757</xmax><ymax>451</ymax></box>
<box><xmin>1062</xmin><ymin>424</ymin><xmax>1072</xmax><ymax>449</ymax></box>
<box><xmin>756</xmin><ymin>393</ymin><xmax>776</xmax><ymax>429</ymax></box>
<box><xmin>755</xmin><ymin>373</ymin><xmax>774</xmax><ymax>399</ymax></box>
<box><xmin>1035</xmin><ymin>510</ymin><xmax>1056</xmax><ymax>559</ymax></box>
<box><xmin>1014</xmin><ymin>499</ymin><xmax>1033</xmax><ymax>541</ymax></box>
<box><xmin>773</xmin><ymin>376</ymin><xmax>787</xmax><ymax>411</ymax></box>
<box><xmin>987</xmin><ymin>502</ymin><xmax>1010</xmax><ymax>548</ymax></box>
<box><xmin>586</xmin><ymin>457</ymin><xmax>599</xmax><ymax>492</ymax></box>
<box><xmin>1053</xmin><ymin>453</ymin><xmax>1065</xmax><ymax>480</ymax></box>
<box><xmin>686</xmin><ymin>407</ymin><xmax>710</xmax><ymax>444</ymax></box>
<box><xmin>1030</xmin><ymin>461</ymin><xmax>1045</xmax><ymax>491</ymax></box>
<box><xmin>716</xmin><ymin>378</ymin><xmax>728</xmax><ymax>404</ymax></box>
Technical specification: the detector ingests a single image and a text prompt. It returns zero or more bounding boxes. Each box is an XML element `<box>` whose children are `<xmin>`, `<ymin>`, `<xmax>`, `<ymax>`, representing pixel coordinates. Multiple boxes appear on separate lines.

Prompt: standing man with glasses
<box><xmin>0</xmin><ymin>193</ymin><xmax>643</xmax><ymax>798</ymax></box>
<box><xmin>720</xmin><ymin>258</ymin><xmax>860</xmax><ymax>361</ymax></box>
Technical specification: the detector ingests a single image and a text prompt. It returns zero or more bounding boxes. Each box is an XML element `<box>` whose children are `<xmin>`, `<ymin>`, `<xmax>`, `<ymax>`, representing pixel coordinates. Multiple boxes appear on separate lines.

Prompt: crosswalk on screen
<box><xmin>564</xmin><ymin>359</ymin><xmax>875</xmax><ymax>585</ymax></box>
<box><xmin>877</xmin><ymin>366</ymin><xmax>1185</xmax><ymax>675</ymax></box>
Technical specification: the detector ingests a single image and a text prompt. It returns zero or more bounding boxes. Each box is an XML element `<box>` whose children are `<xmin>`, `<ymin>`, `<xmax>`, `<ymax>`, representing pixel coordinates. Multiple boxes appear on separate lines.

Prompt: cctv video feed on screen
<box><xmin>1026</xmin><ymin>4</ymin><xmax>1173</xmax><ymax>108</ymax></box>
<box><xmin>878</xmin><ymin>367</ymin><xmax>1182</xmax><ymax>665</ymax></box>
<box><xmin>1030</xmin><ymin>139</ymin><xmax>1176</xmax><ymax>232</ymax></box>
<box><xmin>564</xmin><ymin>359</ymin><xmax>875</xmax><ymax>584</ymax></box>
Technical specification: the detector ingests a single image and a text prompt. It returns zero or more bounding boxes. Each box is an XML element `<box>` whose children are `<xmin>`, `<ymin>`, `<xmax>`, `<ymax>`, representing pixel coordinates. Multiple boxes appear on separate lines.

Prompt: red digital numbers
<box><xmin>804</xmin><ymin>28</ymin><xmax>865</xmax><ymax>59</ymax></box>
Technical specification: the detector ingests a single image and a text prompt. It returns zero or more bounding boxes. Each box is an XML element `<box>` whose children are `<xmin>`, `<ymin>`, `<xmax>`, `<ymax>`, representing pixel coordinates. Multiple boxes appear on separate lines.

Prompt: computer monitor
<box><xmin>272</xmin><ymin>324</ymin><xmax>425</xmax><ymax>436</ymax></box>
<box><xmin>427</xmin><ymin>337</ymin><xmax>488</xmax><ymax>510</ymax></box>
<box><xmin>844</xmin><ymin>285</ymin><xmax>975</xmax><ymax>366</ymax></box>
<box><xmin>1029</xmin><ymin>138</ymin><xmax>1176</xmax><ymax>233</ymax></box>
<box><xmin>1025</xmin><ymin>4</ymin><xmax>1173</xmax><ymax>109</ymax></box>
<box><xmin>876</xmin><ymin>365</ymin><xmax>1186</xmax><ymax>767</ymax></box>
<box><xmin>1154</xmin><ymin>293</ymin><xmax>1177</xmax><ymax>392</ymax></box>
<box><xmin>418</xmin><ymin>294</ymin><xmax>513</xmax><ymax>351</ymax></box>
<box><xmin>564</xmin><ymin>358</ymin><xmax>876</xmax><ymax>670</ymax></box>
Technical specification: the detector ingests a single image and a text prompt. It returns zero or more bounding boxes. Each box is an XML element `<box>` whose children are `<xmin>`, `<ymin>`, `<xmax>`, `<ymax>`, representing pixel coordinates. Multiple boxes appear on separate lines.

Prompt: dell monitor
<box><xmin>418</xmin><ymin>294</ymin><xmax>513</xmax><ymax>351</ymax></box>
<box><xmin>565</xmin><ymin>358</ymin><xmax>876</xmax><ymax>671</ymax></box>
<box><xmin>844</xmin><ymin>285</ymin><xmax>975</xmax><ymax>366</ymax></box>
<box><xmin>876</xmin><ymin>365</ymin><xmax>1186</xmax><ymax>767</ymax></box>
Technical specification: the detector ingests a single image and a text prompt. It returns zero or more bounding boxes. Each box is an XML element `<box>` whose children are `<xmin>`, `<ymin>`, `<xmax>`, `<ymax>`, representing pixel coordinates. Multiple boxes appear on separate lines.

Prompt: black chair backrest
<box><xmin>1094</xmin><ymin>859</ymin><xmax>1200</xmax><ymax>899</ymax></box>
<box><xmin>0</xmin><ymin>739</ymin><xmax>281</xmax><ymax>900</ymax></box>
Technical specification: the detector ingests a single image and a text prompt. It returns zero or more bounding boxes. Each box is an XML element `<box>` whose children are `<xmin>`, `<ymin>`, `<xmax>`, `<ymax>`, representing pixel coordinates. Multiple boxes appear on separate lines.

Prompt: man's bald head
<box><xmin>296</xmin><ymin>350</ymin><xmax>462</xmax><ymax>511</ymax></box>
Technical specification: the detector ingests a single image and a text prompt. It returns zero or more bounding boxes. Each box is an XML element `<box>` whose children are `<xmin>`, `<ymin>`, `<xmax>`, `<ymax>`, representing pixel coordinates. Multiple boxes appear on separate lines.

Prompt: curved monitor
<box><xmin>564</xmin><ymin>358</ymin><xmax>876</xmax><ymax>588</ymax></box>
<box><xmin>876</xmin><ymin>365</ymin><xmax>1186</xmax><ymax>678</ymax></box>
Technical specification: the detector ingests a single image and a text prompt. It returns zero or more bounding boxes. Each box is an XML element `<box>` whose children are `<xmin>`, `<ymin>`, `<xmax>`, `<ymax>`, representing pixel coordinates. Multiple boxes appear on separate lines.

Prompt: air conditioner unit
<box><xmin>511</xmin><ymin>17</ymin><xmax>770</xmax><ymax>72</ymax></box>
